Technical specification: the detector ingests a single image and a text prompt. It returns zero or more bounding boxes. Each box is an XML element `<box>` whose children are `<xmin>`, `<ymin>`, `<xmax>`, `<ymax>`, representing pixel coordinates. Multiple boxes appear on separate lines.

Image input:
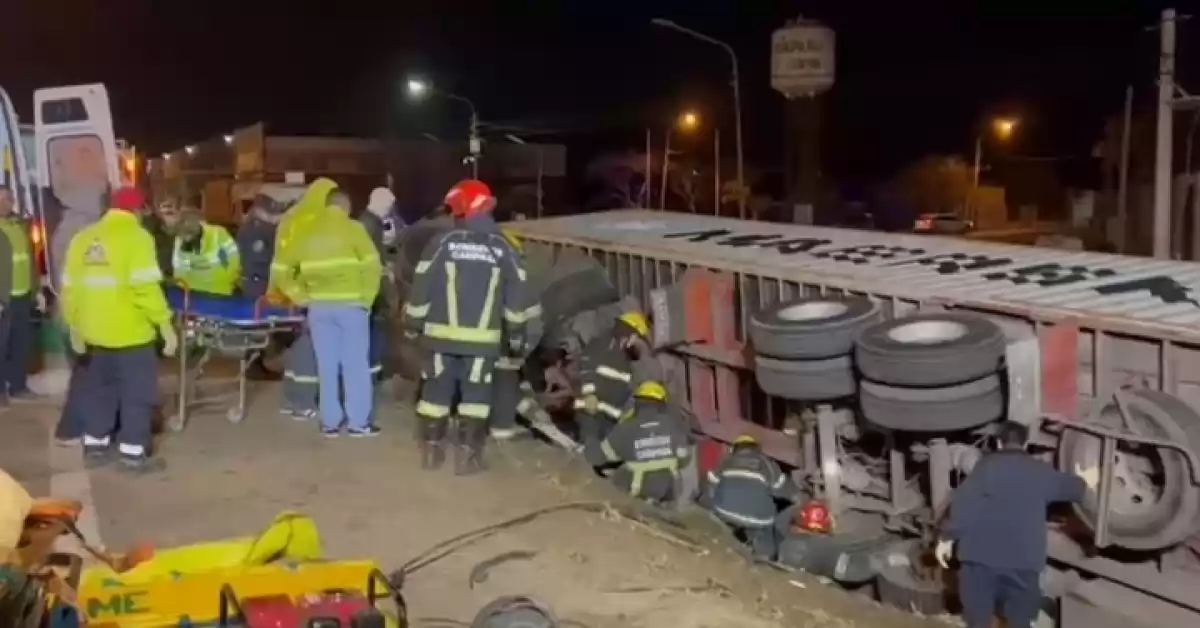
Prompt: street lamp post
<box><xmin>661</xmin><ymin>111</ymin><xmax>700</xmax><ymax>210</ymax></box>
<box><xmin>652</xmin><ymin>19</ymin><xmax>745</xmax><ymax>218</ymax></box>
<box><xmin>970</xmin><ymin>117</ymin><xmax>1017</xmax><ymax>217</ymax></box>
<box><xmin>407</xmin><ymin>77</ymin><xmax>481</xmax><ymax>177</ymax></box>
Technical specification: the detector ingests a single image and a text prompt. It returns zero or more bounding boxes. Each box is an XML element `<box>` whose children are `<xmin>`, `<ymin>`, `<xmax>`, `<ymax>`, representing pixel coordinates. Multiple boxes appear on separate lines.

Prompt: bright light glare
<box><xmin>162</xmin><ymin>153</ymin><xmax>171</xmax><ymax>160</ymax></box>
<box><xmin>223</xmin><ymin>134</ymin><xmax>234</xmax><ymax>145</ymax></box>
<box><xmin>992</xmin><ymin>118</ymin><xmax>1018</xmax><ymax>140</ymax></box>
<box><xmin>407</xmin><ymin>79</ymin><xmax>429</xmax><ymax>97</ymax></box>
<box><xmin>678</xmin><ymin>111</ymin><xmax>699</xmax><ymax>130</ymax></box>
<box><xmin>185</xmin><ymin>145</ymin><xmax>196</xmax><ymax>155</ymax></box>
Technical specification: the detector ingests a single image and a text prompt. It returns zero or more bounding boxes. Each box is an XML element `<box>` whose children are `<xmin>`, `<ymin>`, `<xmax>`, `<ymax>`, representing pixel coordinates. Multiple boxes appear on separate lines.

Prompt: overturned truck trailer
<box><xmin>501</xmin><ymin>209</ymin><xmax>1200</xmax><ymax>628</ymax></box>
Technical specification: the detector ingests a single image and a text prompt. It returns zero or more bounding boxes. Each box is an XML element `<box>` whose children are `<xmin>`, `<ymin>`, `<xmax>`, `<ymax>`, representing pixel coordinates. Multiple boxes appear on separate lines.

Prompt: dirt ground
<box><xmin>9</xmin><ymin>368</ymin><xmax>952</xmax><ymax>628</ymax></box>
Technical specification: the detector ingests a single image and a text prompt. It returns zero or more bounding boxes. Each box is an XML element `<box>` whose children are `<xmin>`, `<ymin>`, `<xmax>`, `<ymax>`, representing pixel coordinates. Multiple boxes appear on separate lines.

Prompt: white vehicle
<box><xmin>0</xmin><ymin>83</ymin><xmax>121</xmax><ymax>283</ymax></box>
<box><xmin>503</xmin><ymin>209</ymin><xmax>1200</xmax><ymax>628</ymax></box>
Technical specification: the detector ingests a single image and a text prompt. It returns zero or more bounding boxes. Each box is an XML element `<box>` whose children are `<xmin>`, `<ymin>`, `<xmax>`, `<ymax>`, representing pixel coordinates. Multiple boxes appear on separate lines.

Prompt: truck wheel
<box><xmin>1057</xmin><ymin>389</ymin><xmax>1200</xmax><ymax>551</ymax></box>
<box><xmin>859</xmin><ymin>376</ymin><xmax>1004</xmax><ymax>432</ymax></box>
<box><xmin>754</xmin><ymin>355</ymin><xmax>857</xmax><ymax>401</ymax></box>
<box><xmin>855</xmin><ymin>313</ymin><xmax>1005</xmax><ymax>387</ymax></box>
<box><xmin>749</xmin><ymin>297</ymin><xmax>880</xmax><ymax>360</ymax></box>
<box><xmin>875</xmin><ymin>540</ymin><xmax>950</xmax><ymax>615</ymax></box>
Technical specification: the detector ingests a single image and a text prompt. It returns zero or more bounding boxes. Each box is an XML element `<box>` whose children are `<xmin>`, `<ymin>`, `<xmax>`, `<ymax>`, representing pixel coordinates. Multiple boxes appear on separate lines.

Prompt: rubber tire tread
<box><xmin>749</xmin><ymin>297</ymin><xmax>881</xmax><ymax>360</ymax></box>
<box><xmin>1057</xmin><ymin>389</ymin><xmax>1200</xmax><ymax>551</ymax></box>
<box><xmin>754</xmin><ymin>355</ymin><xmax>857</xmax><ymax>401</ymax></box>
<box><xmin>858</xmin><ymin>375</ymin><xmax>1005</xmax><ymax>432</ymax></box>
<box><xmin>855</xmin><ymin>313</ymin><xmax>1005</xmax><ymax>387</ymax></box>
<box><xmin>875</xmin><ymin>540</ymin><xmax>948</xmax><ymax>615</ymax></box>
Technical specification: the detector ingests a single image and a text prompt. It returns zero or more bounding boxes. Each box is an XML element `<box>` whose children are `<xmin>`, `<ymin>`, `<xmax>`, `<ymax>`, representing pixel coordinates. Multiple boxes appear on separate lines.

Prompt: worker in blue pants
<box><xmin>52</xmin><ymin>341</ymin><xmax>88</xmax><ymax>445</ymax></box>
<box><xmin>936</xmin><ymin>421</ymin><xmax>1094</xmax><ymax>628</ymax></box>
<box><xmin>280</xmin><ymin>330</ymin><xmax>319</xmax><ymax>420</ymax></box>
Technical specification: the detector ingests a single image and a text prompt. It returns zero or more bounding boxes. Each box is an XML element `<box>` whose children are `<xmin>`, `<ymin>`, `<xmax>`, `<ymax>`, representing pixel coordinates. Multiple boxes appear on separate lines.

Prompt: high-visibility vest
<box><xmin>173</xmin><ymin>223</ymin><xmax>240</xmax><ymax>295</ymax></box>
<box><xmin>0</xmin><ymin>218</ymin><xmax>31</xmax><ymax>296</ymax></box>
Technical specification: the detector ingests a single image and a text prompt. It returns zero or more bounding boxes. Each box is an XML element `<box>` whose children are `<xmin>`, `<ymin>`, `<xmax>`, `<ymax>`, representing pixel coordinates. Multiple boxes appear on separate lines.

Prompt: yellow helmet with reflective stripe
<box><xmin>618</xmin><ymin>311</ymin><xmax>650</xmax><ymax>339</ymax></box>
<box><xmin>500</xmin><ymin>227</ymin><xmax>523</xmax><ymax>254</ymax></box>
<box><xmin>733</xmin><ymin>434</ymin><xmax>757</xmax><ymax>446</ymax></box>
<box><xmin>633</xmin><ymin>380</ymin><xmax>667</xmax><ymax>402</ymax></box>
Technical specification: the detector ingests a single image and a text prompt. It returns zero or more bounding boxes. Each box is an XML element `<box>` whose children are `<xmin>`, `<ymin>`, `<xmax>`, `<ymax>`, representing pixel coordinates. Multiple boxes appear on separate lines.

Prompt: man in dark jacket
<box><xmin>707</xmin><ymin>435</ymin><xmax>801</xmax><ymax>560</ymax></box>
<box><xmin>236</xmin><ymin>194</ymin><xmax>285</xmax><ymax>300</ymax></box>
<box><xmin>143</xmin><ymin>197</ymin><xmax>181</xmax><ymax>279</ymax></box>
<box><xmin>937</xmin><ymin>421</ymin><xmax>1091</xmax><ymax>628</ymax></box>
<box><xmin>573</xmin><ymin>310</ymin><xmax>652</xmax><ymax>450</ymax></box>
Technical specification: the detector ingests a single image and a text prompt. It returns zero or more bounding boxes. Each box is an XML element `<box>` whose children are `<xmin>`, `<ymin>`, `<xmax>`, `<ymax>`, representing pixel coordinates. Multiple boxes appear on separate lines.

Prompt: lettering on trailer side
<box><xmin>660</xmin><ymin>228</ymin><xmax>1200</xmax><ymax>309</ymax></box>
<box><xmin>86</xmin><ymin>591</ymin><xmax>149</xmax><ymax>618</ymax></box>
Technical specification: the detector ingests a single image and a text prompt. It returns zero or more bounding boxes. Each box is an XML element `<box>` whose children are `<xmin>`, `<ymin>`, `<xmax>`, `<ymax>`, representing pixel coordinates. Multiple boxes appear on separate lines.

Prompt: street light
<box><xmin>652</xmin><ymin>18</ymin><xmax>745</xmax><ymax>218</ymax></box>
<box><xmin>660</xmin><ymin>110</ymin><xmax>701</xmax><ymax>210</ymax></box>
<box><xmin>406</xmin><ymin>76</ymin><xmax>481</xmax><ymax>177</ymax></box>
<box><xmin>223</xmin><ymin>134</ymin><xmax>234</xmax><ymax>145</ymax></box>
<box><xmin>972</xmin><ymin>116</ymin><xmax>1018</xmax><ymax>187</ymax></box>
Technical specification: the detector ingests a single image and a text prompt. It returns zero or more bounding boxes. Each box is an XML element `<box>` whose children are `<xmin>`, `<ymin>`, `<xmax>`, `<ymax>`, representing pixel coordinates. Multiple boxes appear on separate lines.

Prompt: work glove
<box><xmin>507</xmin><ymin>335</ymin><xmax>525</xmax><ymax>357</ymax></box>
<box><xmin>934</xmin><ymin>539</ymin><xmax>954</xmax><ymax>569</ymax></box>
<box><xmin>68</xmin><ymin>328</ymin><xmax>86</xmax><ymax>355</ymax></box>
<box><xmin>582</xmin><ymin>394</ymin><xmax>599</xmax><ymax>415</ymax></box>
<box><xmin>159</xmin><ymin>323</ymin><xmax>179</xmax><ymax>357</ymax></box>
<box><xmin>1074</xmin><ymin>462</ymin><xmax>1100</xmax><ymax>492</ymax></box>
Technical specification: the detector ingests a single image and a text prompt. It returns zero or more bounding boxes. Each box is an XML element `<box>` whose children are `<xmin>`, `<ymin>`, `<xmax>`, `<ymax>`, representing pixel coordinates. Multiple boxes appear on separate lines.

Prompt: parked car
<box><xmin>912</xmin><ymin>212</ymin><xmax>974</xmax><ymax>235</ymax></box>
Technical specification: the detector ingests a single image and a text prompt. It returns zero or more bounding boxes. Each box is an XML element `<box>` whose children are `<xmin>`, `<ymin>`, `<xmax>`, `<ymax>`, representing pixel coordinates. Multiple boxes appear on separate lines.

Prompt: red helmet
<box><xmin>445</xmin><ymin>179</ymin><xmax>496</xmax><ymax>218</ymax></box>
<box><xmin>111</xmin><ymin>186</ymin><xmax>145</xmax><ymax>211</ymax></box>
<box><xmin>794</xmin><ymin>499</ymin><xmax>833</xmax><ymax>534</ymax></box>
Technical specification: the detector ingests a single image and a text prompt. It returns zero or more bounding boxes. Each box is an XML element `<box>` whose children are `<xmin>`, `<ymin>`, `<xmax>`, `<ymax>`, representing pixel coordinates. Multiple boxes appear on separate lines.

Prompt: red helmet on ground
<box><xmin>793</xmin><ymin>499</ymin><xmax>833</xmax><ymax>534</ymax></box>
<box><xmin>445</xmin><ymin>179</ymin><xmax>496</xmax><ymax>218</ymax></box>
<box><xmin>110</xmin><ymin>186</ymin><xmax>145</xmax><ymax>211</ymax></box>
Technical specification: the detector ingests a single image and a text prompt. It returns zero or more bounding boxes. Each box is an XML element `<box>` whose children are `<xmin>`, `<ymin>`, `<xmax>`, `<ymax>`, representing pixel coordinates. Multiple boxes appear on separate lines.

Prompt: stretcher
<box><xmin>165</xmin><ymin>286</ymin><xmax>304</xmax><ymax>431</ymax></box>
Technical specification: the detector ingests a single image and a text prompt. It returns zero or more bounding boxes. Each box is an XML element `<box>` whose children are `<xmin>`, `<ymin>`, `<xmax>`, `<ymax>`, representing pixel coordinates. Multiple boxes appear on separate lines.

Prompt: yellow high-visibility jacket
<box><xmin>269</xmin><ymin>178</ymin><xmax>337</xmax><ymax>296</ymax></box>
<box><xmin>272</xmin><ymin>208</ymin><xmax>381</xmax><ymax>308</ymax></box>
<box><xmin>173</xmin><ymin>222</ymin><xmax>241</xmax><ymax>295</ymax></box>
<box><xmin>61</xmin><ymin>210</ymin><xmax>171</xmax><ymax>348</ymax></box>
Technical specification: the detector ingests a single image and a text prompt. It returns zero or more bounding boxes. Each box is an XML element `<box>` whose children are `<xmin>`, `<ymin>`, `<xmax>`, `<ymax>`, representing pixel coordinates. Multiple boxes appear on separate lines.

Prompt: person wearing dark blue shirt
<box><xmin>936</xmin><ymin>421</ymin><xmax>1092</xmax><ymax>628</ymax></box>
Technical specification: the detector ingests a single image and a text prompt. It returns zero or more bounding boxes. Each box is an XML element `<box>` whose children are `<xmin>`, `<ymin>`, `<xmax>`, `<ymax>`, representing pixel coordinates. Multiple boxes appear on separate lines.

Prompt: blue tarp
<box><xmin>164</xmin><ymin>286</ymin><xmax>301</xmax><ymax>325</ymax></box>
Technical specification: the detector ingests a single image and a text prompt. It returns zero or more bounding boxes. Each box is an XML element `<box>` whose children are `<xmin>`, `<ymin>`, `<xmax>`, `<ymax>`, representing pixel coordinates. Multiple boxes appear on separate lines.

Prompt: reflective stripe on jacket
<box><xmin>586</xmin><ymin>399</ymin><xmax>691</xmax><ymax>498</ymax></box>
<box><xmin>404</xmin><ymin>228</ymin><xmax>529</xmax><ymax>357</ymax></box>
<box><xmin>61</xmin><ymin>210</ymin><xmax>171</xmax><ymax>348</ymax></box>
<box><xmin>708</xmin><ymin>449</ymin><xmax>797</xmax><ymax>528</ymax></box>
<box><xmin>173</xmin><ymin>223</ymin><xmax>241</xmax><ymax>295</ymax></box>
<box><xmin>576</xmin><ymin>334</ymin><xmax>633</xmax><ymax>418</ymax></box>
<box><xmin>272</xmin><ymin>208</ymin><xmax>380</xmax><ymax>306</ymax></box>
<box><xmin>0</xmin><ymin>218</ymin><xmax>33</xmax><ymax>296</ymax></box>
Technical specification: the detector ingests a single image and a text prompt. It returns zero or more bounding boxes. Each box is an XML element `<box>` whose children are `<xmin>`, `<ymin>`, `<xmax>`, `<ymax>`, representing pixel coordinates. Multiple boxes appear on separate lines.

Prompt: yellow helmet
<box><xmin>500</xmin><ymin>227</ymin><xmax>523</xmax><ymax>254</ymax></box>
<box><xmin>733</xmin><ymin>434</ymin><xmax>757</xmax><ymax>446</ymax></box>
<box><xmin>633</xmin><ymin>380</ymin><xmax>667</xmax><ymax>402</ymax></box>
<box><xmin>618</xmin><ymin>311</ymin><xmax>650</xmax><ymax>339</ymax></box>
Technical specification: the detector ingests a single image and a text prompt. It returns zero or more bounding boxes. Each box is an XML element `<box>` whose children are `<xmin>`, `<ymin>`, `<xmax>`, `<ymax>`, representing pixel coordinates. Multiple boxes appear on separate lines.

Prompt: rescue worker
<box><xmin>584</xmin><ymin>380</ymin><xmax>691</xmax><ymax>505</ymax></box>
<box><xmin>271</xmin><ymin>185</ymin><xmax>381</xmax><ymax>437</ymax></box>
<box><xmin>490</xmin><ymin>229</ymin><xmax>543</xmax><ymax>441</ymax></box>
<box><xmin>172</xmin><ymin>204</ymin><xmax>240</xmax><ymax>295</ymax></box>
<box><xmin>574</xmin><ymin>310</ymin><xmax>652</xmax><ymax>449</ymax></box>
<box><xmin>279</xmin><ymin>330</ymin><xmax>319</xmax><ymax>421</ymax></box>
<box><xmin>143</xmin><ymin>197</ymin><xmax>181</xmax><ymax>278</ymax></box>
<box><xmin>706</xmin><ymin>434</ymin><xmax>801</xmax><ymax>561</ymax></box>
<box><xmin>935</xmin><ymin>421</ymin><xmax>1094</xmax><ymax>628</ymax></box>
<box><xmin>360</xmin><ymin>186</ymin><xmax>398</xmax><ymax>382</ymax></box>
<box><xmin>0</xmin><ymin>184</ymin><xmax>40</xmax><ymax>404</ymax></box>
<box><xmin>61</xmin><ymin>186</ymin><xmax>177</xmax><ymax>472</ymax></box>
<box><xmin>405</xmin><ymin>179</ymin><xmax>529</xmax><ymax>475</ymax></box>
<box><xmin>236</xmin><ymin>194</ymin><xmax>285</xmax><ymax>300</ymax></box>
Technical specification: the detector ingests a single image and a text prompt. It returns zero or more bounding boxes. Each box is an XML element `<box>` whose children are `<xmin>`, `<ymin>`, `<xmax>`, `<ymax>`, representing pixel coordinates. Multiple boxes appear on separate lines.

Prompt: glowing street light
<box><xmin>660</xmin><ymin>110</ymin><xmax>702</xmax><ymax>209</ymax></box>
<box><xmin>678</xmin><ymin>111</ymin><xmax>699</xmax><ymax>130</ymax></box>
<box><xmin>992</xmin><ymin>117</ymin><xmax>1018</xmax><ymax>141</ymax></box>
<box><xmin>973</xmin><ymin>116</ymin><xmax>1019</xmax><ymax>187</ymax></box>
<box><xmin>185</xmin><ymin>145</ymin><xmax>196</xmax><ymax>156</ymax></box>
<box><xmin>404</xmin><ymin>76</ymin><xmax>480</xmax><ymax>176</ymax></box>
<box><xmin>223</xmin><ymin>134</ymin><xmax>234</xmax><ymax>145</ymax></box>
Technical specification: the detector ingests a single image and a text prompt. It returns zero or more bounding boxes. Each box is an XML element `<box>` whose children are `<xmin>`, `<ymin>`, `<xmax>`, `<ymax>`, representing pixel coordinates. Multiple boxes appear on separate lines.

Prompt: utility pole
<box><xmin>1153</xmin><ymin>8</ymin><xmax>1178</xmax><ymax>259</ymax></box>
<box><xmin>1118</xmin><ymin>85</ymin><xmax>1134</xmax><ymax>254</ymax></box>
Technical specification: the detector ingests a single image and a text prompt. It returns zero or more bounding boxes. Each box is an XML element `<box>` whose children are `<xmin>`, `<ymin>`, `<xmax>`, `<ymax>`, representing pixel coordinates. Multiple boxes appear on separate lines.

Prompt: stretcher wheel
<box><xmin>166</xmin><ymin>414</ymin><xmax>186</xmax><ymax>432</ymax></box>
<box><xmin>227</xmin><ymin>408</ymin><xmax>246</xmax><ymax>424</ymax></box>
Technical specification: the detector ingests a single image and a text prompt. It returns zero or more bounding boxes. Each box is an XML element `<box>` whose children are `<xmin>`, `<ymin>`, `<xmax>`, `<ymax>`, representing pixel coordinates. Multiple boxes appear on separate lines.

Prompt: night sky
<box><xmin>2</xmin><ymin>0</ymin><xmax>1194</xmax><ymax>181</ymax></box>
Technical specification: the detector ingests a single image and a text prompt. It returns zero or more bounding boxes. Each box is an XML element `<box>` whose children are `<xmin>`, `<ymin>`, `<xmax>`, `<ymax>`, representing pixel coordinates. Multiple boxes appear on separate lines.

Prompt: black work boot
<box><xmin>455</xmin><ymin>420</ymin><xmax>488</xmax><ymax>476</ymax></box>
<box><xmin>419</xmin><ymin>419</ymin><xmax>447</xmax><ymax>470</ymax></box>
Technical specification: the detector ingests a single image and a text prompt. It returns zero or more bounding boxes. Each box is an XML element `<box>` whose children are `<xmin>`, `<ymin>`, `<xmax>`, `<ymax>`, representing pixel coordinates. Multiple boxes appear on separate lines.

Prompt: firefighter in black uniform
<box><xmin>404</xmin><ymin>179</ymin><xmax>531</xmax><ymax>475</ymax></box>
<box><xmin>707</xmin><ymin>435</ymin><xmax>801</xmax><ymax>560</ymax></box>
<box><xmin>584</xmin><ymin>380</ymin><xmax>692</xmax><ymax>505</ymax></box>
<box><xmin>574</xmin><ymin>310</ymin><xmax>652</xmax><ymax>450</ymax></box>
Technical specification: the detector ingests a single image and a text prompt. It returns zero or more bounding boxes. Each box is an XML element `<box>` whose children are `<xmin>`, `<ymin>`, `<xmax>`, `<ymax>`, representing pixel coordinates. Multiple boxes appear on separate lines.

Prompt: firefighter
<box><xmin>404</xmin><ymin>179</ymin><xmax>530</xmax><ymax>475</ymax></box>
<box><xmin>490</xmin><ymin>229</ymin><xmax>544</xmax><ymax>441</ymax></box>
<box><xmin>584</xmin><ymin>380</ymin><xmax>691</xmax><ymax>505</ymax></box>
<box><xmin>61</xmin><ymin>186</ymin><xmax>177</xmax><ymax>472</ymax></box>
<box><xmin>279</xmin><ymin>330</ymin><xmax>319</xmax><ymax>420</ymax></box>
<box><xmin>706</xmin><ymin>434</ymin><xmax>801</xmax><ymax>561</ymax></box>
<box><xmin>0</xmin><ymin>184</ymin><xmax>40</xmax><ymax>404</ymax></box>
<box><xmin>935</xmin><ymin>421</ymin><xmax>1093</xmax><ymax>628</ymax></box>
<box><xmin>237</xmin><ymin>194</ymin><xmax>285</xmax><ymax>300</ymax></box>
<box><xmin>272</xmin><ymin>184</ymin><xmax>381</xmax><ymax>437</ymax></box>
<box><xmin>172</xmin><ymin>205</ymin><xmax>241</xmax><ymax>296</ymax></box>
<box><xmin>573</xmin><ymin>310</ymin><xmax>652</xmax><ymax>449</ymax></box>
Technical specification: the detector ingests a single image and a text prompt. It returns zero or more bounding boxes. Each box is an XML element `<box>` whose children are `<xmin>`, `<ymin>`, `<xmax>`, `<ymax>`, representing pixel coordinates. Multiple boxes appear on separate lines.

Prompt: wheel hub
<box><xmin>779</xmin><ymin>301</ymin><xmax>849</xmax><ymax>321</ymax></box>
<box><xmin>887</xmin><ymin>320</ymin><xmax>968</xmax><ymax>345</ymax></box>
